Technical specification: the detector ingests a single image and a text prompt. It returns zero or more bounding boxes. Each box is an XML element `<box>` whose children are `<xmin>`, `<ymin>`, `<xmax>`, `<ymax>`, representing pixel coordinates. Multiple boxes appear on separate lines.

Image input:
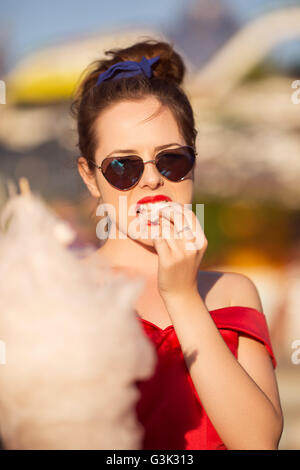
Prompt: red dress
<box><xmin>134</xmin><ymin>306</ymin><xmax>277</xmax><ymax>450</ymax></box>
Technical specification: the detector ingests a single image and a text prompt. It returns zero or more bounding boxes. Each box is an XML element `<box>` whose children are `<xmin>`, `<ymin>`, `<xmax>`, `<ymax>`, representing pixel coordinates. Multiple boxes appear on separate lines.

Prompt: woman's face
<box><xmin>78</xmin><ymin>96</ymin><xmax>194</xmax><ymax>246</ymax></box>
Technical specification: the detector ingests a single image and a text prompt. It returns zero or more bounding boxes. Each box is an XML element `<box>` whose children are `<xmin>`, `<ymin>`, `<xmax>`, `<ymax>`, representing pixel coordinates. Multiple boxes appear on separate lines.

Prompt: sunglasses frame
<box><xmin>86</xmin><ymin>145</ymin><xmax>197</xmax><ymax>191</ymax></box>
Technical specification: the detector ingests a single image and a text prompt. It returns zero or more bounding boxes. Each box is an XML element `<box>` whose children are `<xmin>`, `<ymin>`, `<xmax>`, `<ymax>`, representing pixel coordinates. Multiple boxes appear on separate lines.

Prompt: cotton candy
<box><xmin>0</xmin><ymin>189</ymin><xmax>156</xmax><ymax>450</ymax></box>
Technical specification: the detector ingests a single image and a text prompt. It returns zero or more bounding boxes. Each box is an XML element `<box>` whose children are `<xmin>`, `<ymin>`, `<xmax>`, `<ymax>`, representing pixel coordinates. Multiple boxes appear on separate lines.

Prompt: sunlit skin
<box><xmin>78</xmin><ymin>96</ymin><xmax>283</xmax><ymax>449</ymax></box>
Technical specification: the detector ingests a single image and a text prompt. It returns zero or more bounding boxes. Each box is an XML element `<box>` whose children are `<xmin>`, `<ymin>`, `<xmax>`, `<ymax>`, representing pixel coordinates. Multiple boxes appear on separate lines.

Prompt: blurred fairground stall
<box><xmin>0</xmin><ymin>3</ymin><xmax>300</xmax><ymax>449</ymax></box>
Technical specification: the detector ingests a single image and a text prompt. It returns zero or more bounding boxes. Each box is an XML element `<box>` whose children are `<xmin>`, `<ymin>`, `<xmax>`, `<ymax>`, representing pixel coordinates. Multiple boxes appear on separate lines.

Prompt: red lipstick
<box><xmin>136</xmin><ymin>195</ymin><xmax>172</xmax><ymax>212</ymax></box>
<box><xmin>135</xmin><ymin>195</ymin><xmax>172</xmax><ymax>226</ymax></box>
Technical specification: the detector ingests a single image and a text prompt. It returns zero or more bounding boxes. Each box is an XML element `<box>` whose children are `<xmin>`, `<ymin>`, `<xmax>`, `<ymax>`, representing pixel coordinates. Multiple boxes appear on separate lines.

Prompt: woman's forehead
<box><xmin>97</xmin><ymin>98</ymin><xmax>177</xmax><ymax>130</ymax></box>
<box><xmin>95</xmin><ymin>100</ymin><xmax>183</xmax><ymax>156</ymax></box>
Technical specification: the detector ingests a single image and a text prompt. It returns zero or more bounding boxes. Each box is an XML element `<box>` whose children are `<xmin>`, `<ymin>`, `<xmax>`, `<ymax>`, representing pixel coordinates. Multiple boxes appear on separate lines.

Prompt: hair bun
<box><xmin>71</xmin><ymin>36</ymin><xmax>197</xmax><ymax>168</ymax></box>
<box><xmin>103</xmin><ymin>38</ymin><xmax>185</xmax><ymax>86</ymax></box>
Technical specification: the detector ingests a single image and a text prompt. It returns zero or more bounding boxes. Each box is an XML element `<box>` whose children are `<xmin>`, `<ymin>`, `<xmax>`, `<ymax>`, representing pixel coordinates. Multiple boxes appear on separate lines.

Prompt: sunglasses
<box><xmin>86</xmin><ymin>145</ymin><xmax>197</xmax><ymax>191</ymax></box>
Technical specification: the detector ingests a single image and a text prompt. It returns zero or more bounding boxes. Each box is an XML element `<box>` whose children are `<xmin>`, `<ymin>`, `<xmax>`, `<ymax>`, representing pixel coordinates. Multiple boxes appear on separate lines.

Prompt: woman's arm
<box><xmin>153</xmin><ymin>203</ymin><xmax>283</xmax><ymax>449</ymax></box>
<box><xmin>228</xmin><ymin>272</ymin><xmax>283</xmax><ymax>427</ymax></box>
<box><xmin>162</xmin><ymin>274</ymin><xmax>283</xmax><ymax>450</ymax></box>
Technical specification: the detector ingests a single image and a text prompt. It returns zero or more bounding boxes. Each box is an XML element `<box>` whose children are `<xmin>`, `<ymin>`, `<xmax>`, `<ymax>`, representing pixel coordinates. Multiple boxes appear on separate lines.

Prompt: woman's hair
<box><xmin>70</xmin><ymin>38</ymin><xmax>198</xmax><ymax>171</ymax></box>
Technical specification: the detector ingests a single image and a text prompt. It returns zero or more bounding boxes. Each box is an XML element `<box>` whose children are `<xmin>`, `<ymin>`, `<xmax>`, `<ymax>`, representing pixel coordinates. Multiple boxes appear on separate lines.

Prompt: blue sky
<box><xmin>2</xmin><ymin>0</ymin><xmax>195</xmax><ymax>70</ymax></box>
<box><xmin>1</xmin><ymin>0</ymin><xmax>300</xmax><ymax>72</ymax></box>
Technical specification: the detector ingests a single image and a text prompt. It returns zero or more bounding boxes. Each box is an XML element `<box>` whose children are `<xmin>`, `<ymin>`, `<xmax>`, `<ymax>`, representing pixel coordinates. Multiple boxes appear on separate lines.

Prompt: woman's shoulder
<box><xmin>222</xmin><ymin>270</ymin><xmax>264</xmax><ymax>312</ymax></box>
<box><xmin>197</xmin><ymin>269</ymin><xmax>264</xmax><ymax>313</ymax></box>
<box><xmin>199</xmin><ymin>270</ymin><xmax>277</xmax><ymax>362</ymax></box>
<box><xmin>198</xmin><ymin>268</ymin><xmax>257</xmax><ymax>286</ymax></box>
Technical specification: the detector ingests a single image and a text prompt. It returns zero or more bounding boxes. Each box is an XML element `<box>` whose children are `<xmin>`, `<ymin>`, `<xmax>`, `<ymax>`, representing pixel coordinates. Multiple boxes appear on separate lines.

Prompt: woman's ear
<box><xmin>77</xmin><ymin>157</ymin><xmax>101</xmax><ymax>198</ymax></box>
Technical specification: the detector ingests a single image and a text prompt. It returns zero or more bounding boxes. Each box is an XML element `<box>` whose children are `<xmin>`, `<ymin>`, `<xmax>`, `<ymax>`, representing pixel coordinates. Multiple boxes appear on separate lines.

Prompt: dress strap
<box><xmin>210</xmin><ymin>306</ymin><xmax>277</xmax><ymax>369</ymax></box>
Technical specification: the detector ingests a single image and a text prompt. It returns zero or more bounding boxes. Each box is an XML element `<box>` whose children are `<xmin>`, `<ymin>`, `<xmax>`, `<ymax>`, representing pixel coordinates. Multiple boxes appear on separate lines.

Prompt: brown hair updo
<box><xmin>70</xmin><ymin>38</ymin><xmax>198</xmax><ymax>172</ymax></box>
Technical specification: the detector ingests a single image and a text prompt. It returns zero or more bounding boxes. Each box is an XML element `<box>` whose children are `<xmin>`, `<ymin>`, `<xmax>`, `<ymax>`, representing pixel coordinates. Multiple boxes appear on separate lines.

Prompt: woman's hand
<box><xmin>152</xmin><ymin>202</ymin><xmax>208</xmax><ymax>301</ymax></box>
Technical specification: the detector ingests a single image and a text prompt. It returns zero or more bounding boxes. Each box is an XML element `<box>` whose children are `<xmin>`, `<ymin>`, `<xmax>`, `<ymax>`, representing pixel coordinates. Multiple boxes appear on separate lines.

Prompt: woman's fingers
<box><xmin>160</xmin><ymin>217</ymin><xmax>181</xmax><ymax>253</ymax></box>
<box><xmin>152</xmin><ymin>219</ymin><xmax>171</xmax><ymax>260</ymax></box>
<box><xmin>152</xmin><ymin>203</ymin><xmax>208</xmax><ymax>297</ymax></box>
<box><xmin>157</xmin><ymin>203</ymin><xmax>205</xmax><ymax>250</ymax></box>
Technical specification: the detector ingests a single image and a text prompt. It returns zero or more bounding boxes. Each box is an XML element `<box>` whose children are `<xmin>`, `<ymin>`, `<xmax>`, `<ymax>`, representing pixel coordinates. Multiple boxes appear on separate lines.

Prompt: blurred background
<box><xmin>0</xmin><ymin>0</ymin><xmax>300</xmax><ymax>450</ymax></box>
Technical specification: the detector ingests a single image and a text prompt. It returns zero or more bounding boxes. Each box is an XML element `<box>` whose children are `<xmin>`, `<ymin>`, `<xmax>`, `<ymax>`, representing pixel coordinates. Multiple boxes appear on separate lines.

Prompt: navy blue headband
<box><xmin>96</xmin><ymin>55</ymin><xmax>160</xmax><ymax>86</ymax></box>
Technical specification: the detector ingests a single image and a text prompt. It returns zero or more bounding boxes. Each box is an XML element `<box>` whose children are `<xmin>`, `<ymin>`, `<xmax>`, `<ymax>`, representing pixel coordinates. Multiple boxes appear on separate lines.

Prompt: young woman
<box><xmin>72</xmin><ymin>39</ymin><xmax>283</xmax><ymax>450</ymax></box>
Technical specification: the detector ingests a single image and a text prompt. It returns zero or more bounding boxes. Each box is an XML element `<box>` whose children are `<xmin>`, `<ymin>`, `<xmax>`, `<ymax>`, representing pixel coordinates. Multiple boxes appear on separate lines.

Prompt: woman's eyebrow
<box><xmin>106</xmin><ymin>142</ymin><xmax>182</xmax><ymax>157</ymax></box>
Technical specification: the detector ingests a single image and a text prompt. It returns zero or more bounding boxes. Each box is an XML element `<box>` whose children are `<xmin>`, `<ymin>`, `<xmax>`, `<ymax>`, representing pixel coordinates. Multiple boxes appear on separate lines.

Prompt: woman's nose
<box><xmin>139</xmin><ymin>160</ymin><xmax>163</xmax><ymax>187</ymax></box>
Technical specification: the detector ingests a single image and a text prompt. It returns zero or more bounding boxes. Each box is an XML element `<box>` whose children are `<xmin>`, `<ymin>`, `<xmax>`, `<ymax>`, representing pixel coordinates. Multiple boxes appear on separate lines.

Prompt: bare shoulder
<box><xmin>222</xmin><ymin>271</ymin><xmax>264</xmax><ymax>312</ymax></box>
<box><xmin>196</xmin><ymin>269</ymin><xmax>232</xmax><ymax>310</ymax></box>
<box><xmin>197</xmin><ymin>269</ymin><xmax>264</xmax><ymax>312</ymax></box>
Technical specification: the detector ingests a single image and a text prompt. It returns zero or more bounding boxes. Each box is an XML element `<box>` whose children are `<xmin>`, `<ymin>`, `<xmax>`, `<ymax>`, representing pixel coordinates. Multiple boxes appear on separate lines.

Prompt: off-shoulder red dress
<box><xmin>134</xmin><ymin>306</ymin><xmax>277</xmax><ymax>450</ymax></box>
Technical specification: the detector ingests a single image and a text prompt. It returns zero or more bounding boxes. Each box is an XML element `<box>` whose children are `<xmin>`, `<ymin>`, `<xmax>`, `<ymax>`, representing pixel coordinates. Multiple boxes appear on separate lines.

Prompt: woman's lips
<box><xmin>136</xmin><ymin>198</ymin><xmax>172</xmax><ymax>225</ymax></box>
<box><xmin>134</xmin><ymin>195</ymin><xmax>173</xmax><ymax>233</ymax></box>
<box><xmin>136</xmin><ymin>195</ymin><xmax>172</xmax><ymax>208</ymax></box>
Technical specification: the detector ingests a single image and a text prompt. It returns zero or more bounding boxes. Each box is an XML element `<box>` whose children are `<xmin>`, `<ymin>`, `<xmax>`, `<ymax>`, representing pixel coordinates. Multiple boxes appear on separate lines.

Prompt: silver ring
<box><xmin>177</xmin><ymin>225</ymin><xmax>190</xmax><ymax>234</ymax></box>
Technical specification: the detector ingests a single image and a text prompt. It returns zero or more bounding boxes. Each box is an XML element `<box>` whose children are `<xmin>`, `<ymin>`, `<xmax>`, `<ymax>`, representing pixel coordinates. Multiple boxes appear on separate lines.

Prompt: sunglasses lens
<box><xmin>156</xmin><ymin>147</ymin><xmax>195</xmax><ymax>182</ymax></box>
<box><xmin>99</xmin><ymin>147</ymin><xmax>195</xmax><ymax>189</ymax></box>
<box><xmin>102</xmin><ymin>156</ymin><xmax>144</xmax><ymax>190</ymax></box>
